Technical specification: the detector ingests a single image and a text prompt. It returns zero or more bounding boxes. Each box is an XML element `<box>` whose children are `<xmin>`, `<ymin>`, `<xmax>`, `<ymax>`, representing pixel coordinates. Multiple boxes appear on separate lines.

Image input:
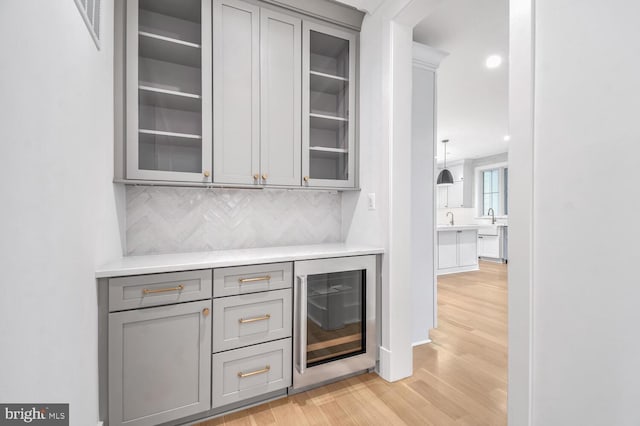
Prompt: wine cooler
<box><xmin>292</xmin><ymin>255</ymin><xmax>377</xmax><ymax>391</ymax></box>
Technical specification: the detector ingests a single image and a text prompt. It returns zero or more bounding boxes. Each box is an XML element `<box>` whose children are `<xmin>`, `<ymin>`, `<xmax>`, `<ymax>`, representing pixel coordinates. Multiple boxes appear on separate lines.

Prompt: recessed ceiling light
<box><xmin>485</xmin><ymin>55</ymin><xmax>503</xmax><ymax>69</ymax></box>
<box><xmin>503</xmin><ymin>135</ymin><xmax>511</xmax><ymax>141</ymax></box>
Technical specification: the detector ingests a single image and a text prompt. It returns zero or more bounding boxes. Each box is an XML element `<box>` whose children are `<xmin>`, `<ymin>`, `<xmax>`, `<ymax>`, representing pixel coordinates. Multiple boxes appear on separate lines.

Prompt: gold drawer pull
<box><xmin>239</xmin><ymin>314</ymin><xmax>271</xmax><ymax>324</ymax></box>
<box><xmin>142</xmin><ymin>284</ymin><xmax>184</xmax><ymax>295</ymax></box>
<box><xmin>238</xmin><ymin>276</ymin><xmax>271</xmax><ymax>284</ymax></box>
<box><xmin>237</xmin><ymin>365</ymin><xmax>270</xmax><ymax>378</ymax></box>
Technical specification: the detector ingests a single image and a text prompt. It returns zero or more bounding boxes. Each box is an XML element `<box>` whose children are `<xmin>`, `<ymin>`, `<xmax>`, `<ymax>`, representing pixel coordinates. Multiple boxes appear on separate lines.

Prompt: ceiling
<box><xmin>413</xmin><ymin>0</ymin><xmax>509</xmax><ymax>163</ymax></box>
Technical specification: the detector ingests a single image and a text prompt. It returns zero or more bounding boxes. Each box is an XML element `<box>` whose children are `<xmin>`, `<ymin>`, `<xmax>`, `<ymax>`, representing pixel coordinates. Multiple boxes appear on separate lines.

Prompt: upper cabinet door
<box><xmin>302</xmin><ymin>22</ymin><xmax>357</xmax><ymax>188</ymax></box>
<box><xmin>213</xmin><ymin>0</ymin><xmax>260</xmax><ymax>185</ymax></box>
<box><xmin>260</xmin><ymin>10</ymin><xmax>302</xmax><ymax>186</ymax></box>
<box><xmin>126</xmin><ymin>0</ymin><xmax>213</xmax><ymax>183</ymax></box>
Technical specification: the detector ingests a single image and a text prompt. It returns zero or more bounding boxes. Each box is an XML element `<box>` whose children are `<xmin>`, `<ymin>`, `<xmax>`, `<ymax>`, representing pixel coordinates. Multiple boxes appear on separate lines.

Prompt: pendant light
<box><xmin>437</xmin><ymin>139</ymin><xmax>454</xmax><ymax>186</ymax></box>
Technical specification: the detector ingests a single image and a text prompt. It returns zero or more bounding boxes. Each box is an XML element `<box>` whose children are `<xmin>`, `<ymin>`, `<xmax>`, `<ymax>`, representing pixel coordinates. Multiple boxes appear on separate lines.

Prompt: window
<box><xmin>75</xmin><ymin>0</ymin><xmax>101</xmax><ymax>49</ymax></box>
<box><xmin>482</xmin><ymin>169</ymin><xmax>500</xmax><ymax>216</ymax></box>
<box><xmin>478</xmin><ymin>165</ymin><xmax>508</xmax><ymax>216</ymax></box>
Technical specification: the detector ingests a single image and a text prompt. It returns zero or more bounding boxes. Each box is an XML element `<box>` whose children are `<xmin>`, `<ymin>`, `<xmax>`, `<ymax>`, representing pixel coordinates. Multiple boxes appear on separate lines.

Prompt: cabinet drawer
<box><xmin>109</xmin><ymin>270</ymin><xmax>212</xmax><ymax>312</ymax></box>
<box><xmin>213</xmin><ymin>263</ymin><xmax>292</xmax><ymax>297</ymax></box>
<box><xmin>212</xmin><ymin>338</ymin><xmax>291</xmax><ymax>409</ymax></box>
<box><xmin>213</xmin><ymin>289</ymin><xmax>292</xmax><ymax>353</ymax></box>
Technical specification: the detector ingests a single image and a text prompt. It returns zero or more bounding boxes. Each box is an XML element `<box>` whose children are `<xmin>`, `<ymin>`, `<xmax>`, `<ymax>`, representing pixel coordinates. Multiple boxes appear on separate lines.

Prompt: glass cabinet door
<box><xmin>302</xmin><ymin>22</ymin><xmax>357</xmax><ymax>188</ymax></box>
<box><xmin>126</xmin><ymin>0</ymin><xmax>212</xmax><ymax>182</ymax></box>
<box><xmin>305</xmin><ymin>270</ymin><xmax>366</xmax><ymax>368</ymax></box>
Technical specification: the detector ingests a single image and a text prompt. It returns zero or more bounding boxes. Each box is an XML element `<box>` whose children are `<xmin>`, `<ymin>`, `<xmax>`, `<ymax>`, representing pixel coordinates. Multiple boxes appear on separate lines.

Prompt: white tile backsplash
<box><xmin>126</xmin><ymin>186</ymin><xmax>342</xmax><ymax>255</ymax></box>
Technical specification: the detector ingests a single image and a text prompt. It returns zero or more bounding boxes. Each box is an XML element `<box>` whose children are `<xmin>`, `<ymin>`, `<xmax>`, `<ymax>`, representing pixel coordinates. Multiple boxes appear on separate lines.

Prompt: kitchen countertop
<box><xmin>96</xmin><ymin>243</ymin><xmax>385</xmax><ymax>278</ymax></box>
<box><xmin>437</xmin><ymin>224</ymin><xmax>481</xmax><ymax>231</ymax></box>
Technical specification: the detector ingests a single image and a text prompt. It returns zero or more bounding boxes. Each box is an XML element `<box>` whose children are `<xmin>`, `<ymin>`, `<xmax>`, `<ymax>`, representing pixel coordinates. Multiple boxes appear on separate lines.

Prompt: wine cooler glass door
<box><xmin>293</xmin><ymin>255</ymin><xmax>377</xmax><ymax>391</ymax></box>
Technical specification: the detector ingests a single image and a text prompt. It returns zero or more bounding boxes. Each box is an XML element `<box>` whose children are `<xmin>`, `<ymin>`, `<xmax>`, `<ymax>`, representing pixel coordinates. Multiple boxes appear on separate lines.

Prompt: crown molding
<box><xmin>413</xmin><ymin>42</ymin><xmax>448</xmax><ymax>71</ymax></box>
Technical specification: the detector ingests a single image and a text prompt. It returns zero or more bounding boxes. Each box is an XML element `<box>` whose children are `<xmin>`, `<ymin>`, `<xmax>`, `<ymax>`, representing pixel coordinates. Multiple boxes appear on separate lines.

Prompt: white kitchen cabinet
<box><xmin>126</xmin><ymin>0</ymin><xmax>213</xmax><ymax>183</ymax></box>
<box><xmin>436</xmin><ymin>160</ymin><xmax>474</xmax><ymax>208</ymax></box>
<box><xmin>447</xmin><ymin>181</ymin><xmax>464</xmax><ymax>208</ymax></box>
<box><xmin>458</xmin><ymin>230</ymin><xmax>478</xmax><ymax>267</ymax></box>
<box><xmin>302</xmin><ymin>21</ymin><xmax>357</xmax><ymax>188</ymax></box>
<box><xmin>437</xmin><ymin>229</ymin><xmax>479</xmax><ymax>275</ymax></box>
<box><xmin>478</xmin><ymin>225</ymin><xmax>508</xmax><ymax>262</ymax></box>
<box><xmin>437</xmin><ymin>186</ymin><xmax>448</xmax><ymax>209</ymax></box>
<box><xmin>437</xmin><ymin>231</ymin><xmax>458</xmax><ymax>269</ymax></box>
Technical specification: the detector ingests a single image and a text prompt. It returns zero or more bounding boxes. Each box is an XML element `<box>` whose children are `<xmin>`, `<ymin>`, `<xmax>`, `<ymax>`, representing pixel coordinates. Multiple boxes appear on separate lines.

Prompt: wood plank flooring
<box><xmin>198</xmin><ymin>261</ymin><xmax>507</xmax><ymax>426</ymax></box>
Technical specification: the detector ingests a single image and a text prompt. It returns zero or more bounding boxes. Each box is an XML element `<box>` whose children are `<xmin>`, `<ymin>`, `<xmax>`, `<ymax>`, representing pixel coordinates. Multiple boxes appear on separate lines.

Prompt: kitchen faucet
<box><xmin>487</xmin><ymin>208</ymin><xmax>496</xmax><ymax>225</ymax></box>
<box><xmin>446</xmin><ymin>211</ymin><xmax>454</xmax><ymax>226</ymax></box>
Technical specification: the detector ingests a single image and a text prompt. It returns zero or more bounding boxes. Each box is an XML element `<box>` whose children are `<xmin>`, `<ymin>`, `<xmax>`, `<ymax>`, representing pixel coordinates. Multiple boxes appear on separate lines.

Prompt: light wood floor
<box><xmin>199</xmin><ymin>261</ymin><xmax>507</xmax><ymax>426</ymax></box>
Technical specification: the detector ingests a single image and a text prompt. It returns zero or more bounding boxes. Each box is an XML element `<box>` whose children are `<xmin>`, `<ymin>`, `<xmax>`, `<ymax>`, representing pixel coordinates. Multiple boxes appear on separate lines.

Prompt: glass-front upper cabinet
<box><xmin>302</xmin><ymin>22</ymin><xmax>357</xmax><ymax>188</ymax></box>
<box><xmin>126</xmin><ymin>0</ymin><xmax>212</xmax><ymax>182</ymax></box>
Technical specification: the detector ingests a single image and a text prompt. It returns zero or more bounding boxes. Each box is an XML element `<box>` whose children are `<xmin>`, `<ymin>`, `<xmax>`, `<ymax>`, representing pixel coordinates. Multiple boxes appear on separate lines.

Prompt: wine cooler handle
<box><xmin>296</xmin><ymin>275</ymin><xmax>307</xmax><ymax>375</ymax></box>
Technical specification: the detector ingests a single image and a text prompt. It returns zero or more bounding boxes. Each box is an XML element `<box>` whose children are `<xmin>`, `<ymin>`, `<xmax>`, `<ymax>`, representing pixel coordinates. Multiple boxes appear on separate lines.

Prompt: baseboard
<box><xmin>412</xmin><ymin>338</ymin><xmax>432</xmax><ymax>347</ymax></box>
<box><xmin>378</xmin><ymin>346</ymin><xmax>392</xmax><ymax>381</ymax></box>
<box><xmin>437</xmin><ymin>265</ymin><xmax>480</xmax><ymax>276</ymax></box>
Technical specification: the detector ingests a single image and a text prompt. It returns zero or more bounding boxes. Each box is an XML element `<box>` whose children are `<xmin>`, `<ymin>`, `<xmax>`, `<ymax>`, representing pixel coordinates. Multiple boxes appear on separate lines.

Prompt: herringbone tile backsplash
<box><xmin>126</xmin><ymin>186</ymin><xmax>343</xmax><ymax>255</ymax></box>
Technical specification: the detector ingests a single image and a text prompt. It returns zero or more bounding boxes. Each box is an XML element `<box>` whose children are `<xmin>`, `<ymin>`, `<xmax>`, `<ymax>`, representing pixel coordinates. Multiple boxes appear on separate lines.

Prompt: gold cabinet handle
<box><xmin>253</xmin><ymin>173</ymin><xmax>259</xmax><ymax>181</ymax></box>
<box><xmin>303</xmin><ymin>176</ymin><xmax>309</xmax><ymax>182</ymax></box>
<box><xmin>203</xmin><ymin>170</ymin><xmax>210</xmax><ymax>178</ymax></box>
<box><xmin>262</xmin><ymin>174</ymin><xmax>268</xmax><ymax>180</ymax></box>
<box><xmin>142</xmin><ymin>284</ymin><xmax>184</xmax><ymax>295</ymax></box>
<box><xmin>237</xmin><ymin>365</ymin><xmax>270</xmax><ymax>378</ymax></box>
<box><xmin>239</xmin><ymin>314</ymin><xmax>270</xmax><ymax>324</ymax></box>
<box><xmin>238</xmin><ymin>276</ymin><xmax>271</xmax><ymax>284</ymax></box>
<box><xmin>203</xmin><ymin>308</ymin><xmax>210</xmax><ymax>317</ymax></box>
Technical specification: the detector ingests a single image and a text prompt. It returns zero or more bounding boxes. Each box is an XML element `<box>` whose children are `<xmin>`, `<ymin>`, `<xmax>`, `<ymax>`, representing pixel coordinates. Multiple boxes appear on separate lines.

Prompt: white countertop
<box><xmin>437</xmin><ymin>225</ymin><xmax>481</xmax><ymax>231</ymax></box>
<box><xmin>96</xmin><ymin>243</ymin><xmax>384</xmax><ymax>278</ymax></box>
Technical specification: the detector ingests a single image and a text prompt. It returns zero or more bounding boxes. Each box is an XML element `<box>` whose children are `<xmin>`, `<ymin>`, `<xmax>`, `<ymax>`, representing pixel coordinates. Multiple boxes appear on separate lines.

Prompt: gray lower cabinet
<box><xmin>108</xmin><ymin>269</ymin><xmax>212</xmax><ymax>312</ymax></box>
<box><xmin>213</xmin><ymin>262</ymin><xmax>293</xmax><ymax>297</ymax></box>
<box><xmin>213</xmin><ymin>288</ymin><xmax>292</xmax><ymax>352</ymax></box>
<box><xmin>108</xmin><ymin>300</ymin><xmax>212</xmax><ymax>426</ymax></box>
<box><xmin>212</xmin><ymin>338</ymin><xmax>292</xmax><ymax>408</ymax></box>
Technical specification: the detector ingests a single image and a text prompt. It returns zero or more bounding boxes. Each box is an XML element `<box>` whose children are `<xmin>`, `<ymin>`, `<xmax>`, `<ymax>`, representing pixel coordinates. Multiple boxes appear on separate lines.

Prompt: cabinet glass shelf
<box><xmin>139</xmin><ymin>133</ymin><xmax>202</xmax><ymax>173</ymax></box>
<box><xmin>139</xmin><ymin>86</ymin><xmax>202</xmax><ymax>112</ymax></box>
<box><xmin>139</xmin><ymin>31</ymin><xmax>201</xmax><ymax>68</ymax></box>
<box><xmin>134</xmin><ymin>0</ymin><xmax>204</xmax><ymax>177</ymax></box>
<box><xmin>309</xmin><ymin>30</ymin><xmax>350</xmax><ymax>79</ymax></box>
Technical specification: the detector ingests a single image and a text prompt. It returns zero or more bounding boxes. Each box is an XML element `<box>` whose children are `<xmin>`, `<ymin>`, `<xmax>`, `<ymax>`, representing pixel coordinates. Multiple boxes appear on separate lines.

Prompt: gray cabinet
<box><xmin>302</xmin><ymin>21</ymin><xmax>357</xmax><ymax>188</ymax></box>
<box><xmin>108</xmin><ymin>269</ymin><xmax>212</xmax><ymax>311</ymax></box>
<box><xmin>213</xmin><ymin>262</ymin><xmax>293</xmax><ymax>297</ymax></box>
<box><xmin>108</xmin><ymin>299</ymin><xmax>212</xmax><ymax>426</ymax></box>
<box><xmin>212</xmin><ymin>288</ymin><xmax>292</xmax><ymax>352</ymax></box>
<box><xmin>213</xmin><ymin>1</ymin><xmax>301</xmax><ymax>186</ymax></box>
<box><xmin>210</xmin><ymin>262</ymin><xmax>293</xmax><ymax>409</ymax></box>
<box><xmin>126</xmin><ymin>0</ymin><xmax>213</xmax><ymax>183</ymax></box>
<box><xmin>260</xmin><ymin>9</ymin><xmax>302</xmax><ymax>186</ymax></box>
<box><xmin>120</xmin><ymin>0</ymin><xmax>359</xmax><ymax>189</ymax></box>
<box><xmin>213</xmin><ymin>0</ymin><xmax>260</xmax><ymax>185</ymax></box>
<box><xmin>211</xmin><ymin>338</ymin><xmax>292</xmax><ymax>408</ymax></box>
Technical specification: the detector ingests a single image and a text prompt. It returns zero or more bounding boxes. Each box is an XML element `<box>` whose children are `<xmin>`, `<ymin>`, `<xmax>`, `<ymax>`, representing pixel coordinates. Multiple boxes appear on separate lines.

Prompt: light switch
<box><xmin>368</xmin><ymin>193</ymin><xmax>376</xmax><ymax>210</ymax></box>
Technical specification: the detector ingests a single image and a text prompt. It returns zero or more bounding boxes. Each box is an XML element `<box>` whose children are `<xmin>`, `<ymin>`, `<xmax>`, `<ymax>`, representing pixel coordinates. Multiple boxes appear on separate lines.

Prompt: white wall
<box><xmin>411</xmin><ymin>64</ymin><xmax>436</xmax><ymax>344</ymax></box>
<box><xmin>340</xmin><ymin>0</ymin><xmax>442</xmax><ymax>381</ymax></box>
<box><xmin>513</xmin><ymin>1</ymin><xmax>640</xmax><ymax>424</ymax></box>
<box><xmin>0</xmin><ymin>2</ymin><xmax>124</xmax><ymax>425</ymax></box>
